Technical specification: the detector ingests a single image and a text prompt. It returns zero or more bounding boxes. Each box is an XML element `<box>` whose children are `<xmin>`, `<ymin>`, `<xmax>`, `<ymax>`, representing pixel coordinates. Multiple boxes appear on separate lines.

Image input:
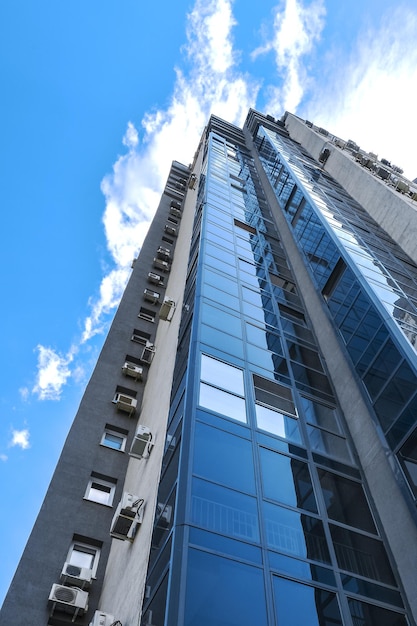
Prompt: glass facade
<box><xmin>141</xmin><ymin>123</ymin><xmax>411</xmax><ymax>625</ymax></box>
<box><xmin>256</xmin><ymin>125</ymin><xmax>417</xmax><ymax>504</ymax></box>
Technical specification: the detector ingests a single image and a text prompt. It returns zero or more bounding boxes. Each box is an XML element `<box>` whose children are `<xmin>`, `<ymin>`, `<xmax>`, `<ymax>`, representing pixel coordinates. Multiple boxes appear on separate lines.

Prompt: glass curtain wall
<box><xmin>256</xmin><ymin>125</ymin><xmax>417</xmax><ymax>506</ymax></box>
<box><xmin>141</xmin><ymin>128</ymin><xmax>410</xmax><ymax>626</ymax></box>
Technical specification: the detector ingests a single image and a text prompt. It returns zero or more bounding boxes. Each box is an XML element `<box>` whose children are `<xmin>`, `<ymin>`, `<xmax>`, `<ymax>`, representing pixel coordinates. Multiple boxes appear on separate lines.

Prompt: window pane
<box><xmin>69</xmin><ymin>546</ymin><xmax>95</xmax><ymax>569</ymax></box>
<box><xmin>256</xmin><ymin>405</ymin><xmax>301</xmax><ymax>443</ymax></box>
<box><xmin>88</xmin><ymin>482</ymin><xmax>112</xmax><ymax>505</ymax></box>
<box><xmin>307</xmin><ymin>425</ymin><xmax>352</xmax><ymax>464</ymax></box>
<box><xmin>318</xmin><ymin>469</ymin><xmax>376</xmax><ymax>533</ymax></box>
<box><xmin>348</xmin><ymin>598</ymin><xmax>407</xmax><ymax>626</ymax></box>
<box><xmin>260</xmin><ymin>448</ymin><xmax>317</xmax><ymax>513</ymax></box>
<box><xmin>300</xmin><ymin>397</ymin><xmax>341</xmax><ymax>433</ymax></box>
<box><xmin>330</xmin><ymin>525</ymin><xmax>395</xmax><ymax>584</ymax></box>
<box><xmin>193</xmin><ymin>422</ymin><xmax>255</xmax><ymax>493</ymax></box>
<box><xmin>184</xmin><ymin>550</ymin><xmax>267</xmax><ymax>626</ymax></box>
<box><xmin>263</xmin><ymin>502</ymin><xmax>330</xmax><ymax>564</ymax></box>
<box><xmin>199</xmin><ymin>383</ymin><xmax>246</xmax><ymax>423</ymax></box>
<box><xmin>103</xmin><ymin>432</ymin><xmax>124</xmax><ymax>450</ymax></box>
<box><xmin>200</xmin><ymin>354</ymin><xmax>244</xmax><ymax>395</ymax></box>
<box><xmin>273</xmin><ymin>577</ymin><xmax>343</xmax><ymax>626</ymax></box>
<box><xmin>191</xmin><ymin>478</ymin><xmax>259</xmax><ymax>542</ymax></box>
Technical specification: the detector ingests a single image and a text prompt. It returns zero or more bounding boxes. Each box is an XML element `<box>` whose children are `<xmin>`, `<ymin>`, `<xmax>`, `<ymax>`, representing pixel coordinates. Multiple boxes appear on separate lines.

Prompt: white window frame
<box><xmin>67</xmin><ymin>541</ymin><xmax>101</xmax><ymax>577</ymax></box>
<box><xmin>101</xmin><ymin>428</ymin><xmax>127</xmax><ymax>452</ymax></box>
<box><xmin>84</xmin><ymin>476</ymin><xmax>116</xmax><ymax>506</ymax></box>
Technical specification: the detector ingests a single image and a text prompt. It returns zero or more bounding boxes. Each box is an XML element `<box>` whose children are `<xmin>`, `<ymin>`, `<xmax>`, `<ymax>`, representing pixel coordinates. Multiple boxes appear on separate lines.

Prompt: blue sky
<box><xmin>1</xmin><ymin>0</ymin><xmax>416</xmax><ymax>605</ymax></box>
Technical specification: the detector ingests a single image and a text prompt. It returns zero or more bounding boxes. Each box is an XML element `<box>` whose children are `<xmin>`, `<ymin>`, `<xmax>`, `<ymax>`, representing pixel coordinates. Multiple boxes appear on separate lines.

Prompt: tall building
<box><xmin>2</xmin><ymin>110</ymin><xmax>417</xmax><ymax>626</ymax></box>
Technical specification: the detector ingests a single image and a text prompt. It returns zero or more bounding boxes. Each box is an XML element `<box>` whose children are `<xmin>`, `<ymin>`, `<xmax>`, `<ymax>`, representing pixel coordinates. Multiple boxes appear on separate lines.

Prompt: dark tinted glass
<box><xmin>318</xmin><ymin>469</ymin><xmax>376</xmax><ymax>533</ymax></box>
<box><xmin>348</xmin><ymin>598</ymin><xmax>407</xmax><ymax>626</ymax></box>
<box><xmin>184</xmin><ymin>549</ymin><xmax>267</xmax><ymax>626</ymax></box>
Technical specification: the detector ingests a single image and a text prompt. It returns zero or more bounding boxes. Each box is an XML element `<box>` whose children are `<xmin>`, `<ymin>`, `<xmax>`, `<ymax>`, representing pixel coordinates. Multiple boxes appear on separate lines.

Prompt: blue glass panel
<box><xmin>260</xmin><ymin>448</ymin><xmax>317</xmax><ymax>512</ymax></box>
<box><xmin>307</xmin><ymin>425</ymin><xmax>352</xmax><ymax>464</ymax></box>
<box><xmin>269</xmin><ymin>552</ymin><xmax>336</xmax><ymax>586</ymax></box>
<box><xmin>256</xmin><ymin>405</ymin><xmax>302</xmax><ymax>444</ymax></box>
<box><xmin>273</xmin><ymin>576</ymin><xmax>343</xmax><ymax>626</ymax></box>
<box><xmin>196</xmin><ymin>410</ymin><xmax>250</xmax><ymax>439</ymax></box>
<box><xmin>203</xmin><ymin>267</ymin><xmax>239</xmax><ymax>297</ymax></box>
<box><xmin>363</xmin><ymin>339</ymin><xmax>402</xmax><ymax>400</ymax></box>
<box><xmin>191</xmin><ymin>478</ymin><xmax>259</xmax><ymax>542</ymax></box>
<box><xmin>341</xmin><ymin>575</ymin><xmax>403</xmax><ymax>607</ymax></box>
<box><xmin>300</xmin><ymin>397</ymin><xmax>341</xmax><ymax>434</ymax></box>
<box><xmin>188</xmin><ymin>527</ymin><xmax>262</xmax><ymax>564</ymax></box>
<box><xmin>200</xmin><ymin>325</ymin><xmax>244</xmax><ymax>359</ymax></box>
<box><xmin>263</xmin><ymin>502</ymin><xmax>330</xmax><ymax>563</ymax></box>
<box><xmin>200</xmin><ymin>354</ymin><xmax>244</xmax><ymax>395</ymax></box>
<box><xmin>184</xmin><ymin>549</ymin><xmax>267</xmax><ymax>626</ymax></box>
<box><xmin>201</xmin><ymin>303</ymin><xmax>243</xmax><ymax>338</ymax></box>
<box><xmin>199</xmin><ymin>382</ymin><xmax>246</xmax><ymax>422</ymax></box>
<box><xmin>193</xmin><ymin>422</ymin><xmax>255</xmax><ymax>493</ymax></box>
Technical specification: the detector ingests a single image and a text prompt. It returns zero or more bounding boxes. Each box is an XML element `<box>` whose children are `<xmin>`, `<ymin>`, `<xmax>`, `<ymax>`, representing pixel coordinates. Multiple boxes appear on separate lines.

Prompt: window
<box><xmin>101</xmin><ymin>424</ymin><xmax>128</xmax><ymax>451</ymax></box>
<box><xmin>84</xmin><ymin>473</ymin><xmax>116</xmax><ymax>506</ymax></box>
<box><xmin>132</xmin><ymin>328</ymin><xmax>152</xmax><ymax>343</ymax></box>
<box><xmin>67</xmin><ymin>538</ymin><xmax>101</xmax><ymax>577</ymax></box>
<box><xmin>199</xmin><ymin>354</ymin><xmax>246</xmax><ymax>423</ymax></box>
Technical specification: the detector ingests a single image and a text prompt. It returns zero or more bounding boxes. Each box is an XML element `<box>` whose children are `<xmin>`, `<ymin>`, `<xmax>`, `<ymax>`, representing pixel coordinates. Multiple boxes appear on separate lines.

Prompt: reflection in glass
<box><xmin>263</xmin><ymin>502</ymin><xmax>330</xmax><ymax>564</ymax></box>
<box><xmin>273</xmin><ymin>577</ymin><xmax>343</xmax><ymax>626</ymax></box>
<box><xmin>260</xmin><ymin>448</ymin><xmax>317</xmax><ymax>512</ymax></box>
<box><xmin>200</xmin><ymin>354</ymin><xmax>244</xmax><ymax>394</ymax></box>
<box><xmin>300</xmin><ymin>397</ymin><xmax>341</xmax><ymax>433</ymax></box>
<box><xmin>348</xmin><ymin>598</ymin><xmax>407</xmax><ymax>626</ymax></box>
<box><xmin>318</xmin><ymin>469</ymin><xmax>376</xmax><ymax>533</ymax></box>
<box><xmin>199</xmin><ymin>383</ymin><xmax>246</xmax><ymax>422</ymax></box>
<box><xmin>256</xmin><ymin>404</ymin><xmax>301</xmax><ymax>443</ymax></box>
<box><xmin>307</xmin><ymin>425</ymin><xmax>352</xmax><ymax>464</ymax></box>
<box><xmin>193</xmin><ymin>422</ymin><xmax>255</xmax><ymax>493</ymax></box>
<box><xmin>191</xmin><ymin>478</ymin><xmax>259</xmax><ymax>542</ymax></box>
<box><xmin>185</xmin><ymin>549</ymin><xmax>267</xmax><ymax>626</ymax></box>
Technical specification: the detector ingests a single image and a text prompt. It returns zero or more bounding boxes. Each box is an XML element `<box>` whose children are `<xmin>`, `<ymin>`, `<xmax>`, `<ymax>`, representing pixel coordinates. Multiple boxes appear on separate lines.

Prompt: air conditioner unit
<box><xmin>144</xmin><ymin>289</ymin><xmax>160</xmax><ymax>304</ymax></box>
<box><xmin>89</xmin><ymin>610</ymin><xmax>115</xmax><ymax>626</ymax></box>
<box><xmin>49</xmin><ymin>584</ymin><xmax>89</xmax><ymax>616</ymax></box>
<box><xmin>140</xmin><ymin>343</ymin><xmax>155</xmax><ymax>364</ymax></box>
<box><xmin>60</xmin><ymin>562</ymin><xmax>93</xmax><ymax>589</ymax></box>
<box><xmin>153</xmin><ymin>257</ymin><xmax>170</xmax><ymax>272</ymax></box>
<box><xmin>113</xmin><ymin>393</ymin><xmax>137</xmax><ymax>415</ymax></box>
<box><xmin>122</xmin><ymin>362</ymin><xmax>143</xmax><ymax>381</ymax></box>
<box><xmin>130</xmin><ymin>425</ymin><xmax>153</xmax><ymax>459</ymax></box>
<box><xmin>164</xmin><ymin>224</ymin><xmax>177</xmax><ymax>236</ymax></box>
<box><xmin>159</xmin><ymin>297</ymin><xmax>176</xmax><ymax>321</ymax></box>
<box><xmin>169</xmin><ymin>207</ymin><xmax>182</xmax><ymax>218</ymax></box>
<box><xmin>148</xmin><ymin>271</ymin><xmax>163</xmax><ymax>285</ymax></box>
<box><xmin>188</xmin><ymin>173</ymin><xmax>197</xmax><ymax>189</ymax></box>
<box><xmin>110</xmin><ymin>492</ymin><xmax>144</xmax><ymax>542</ymax></box>
<box><xmin>157</xmin><ymin>246</ymin><xmax>170</xmax><ymax>259</ymax></box>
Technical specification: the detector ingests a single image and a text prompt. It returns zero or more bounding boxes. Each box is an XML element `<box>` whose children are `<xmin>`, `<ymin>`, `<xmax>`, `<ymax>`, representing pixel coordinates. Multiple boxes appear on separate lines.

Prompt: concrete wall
<box><xmin>284</xmin><ymin>113</ymin><xmax>417</xmax><ymax>266</ymax></box>
<box><xmin>97</xmin><ymin>156</ymin><xmax>201</xmax><ymax>626</ymax></box>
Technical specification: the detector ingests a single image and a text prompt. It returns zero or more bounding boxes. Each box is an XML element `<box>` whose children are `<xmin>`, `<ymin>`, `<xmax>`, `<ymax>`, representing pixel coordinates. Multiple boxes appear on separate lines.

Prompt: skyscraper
<box><xmin>2</xmin><ymin>110</ymin><xmax>417</xmax><ymax>626</ymax></box>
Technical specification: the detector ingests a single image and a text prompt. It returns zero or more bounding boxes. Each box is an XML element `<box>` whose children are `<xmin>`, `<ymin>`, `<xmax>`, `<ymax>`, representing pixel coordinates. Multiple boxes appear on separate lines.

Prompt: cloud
<box><xmin>9</xmin><ymin>429</ymin><xmax>30</xmax><ymax>450</ymax></box>
<box><xmin>81</xmin><ymin>0</ymin><xmax>259</xmax><ymax>344</ymax></box>
<box><xmin>32</xmin><ymin>345</ymin><xmax>76</xmax><ymax>400</ymax></box>
<box><xmin>19</xmin><ymin>387</ymin><xmax>30</xmax><ymax>402</ymax></box>
<box><xmin>0</xmin><ymin>454</ymin><xmax>8</xmax><ymax>462</ymax></box>
<box><xmin>252</xmin><ymin>0</ymin><xmax>326</xmax><ymax>113</ymax></box>
<box><xmin>302</xmin><ymin>5</ymin><xmax>417</xmax><ymax>178</ymax></box>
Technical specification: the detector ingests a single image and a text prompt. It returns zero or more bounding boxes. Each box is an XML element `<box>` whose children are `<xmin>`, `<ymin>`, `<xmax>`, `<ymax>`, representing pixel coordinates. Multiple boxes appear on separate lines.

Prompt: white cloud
<box><xmin>252</xmin><ymin>0</ymin><xmax>326</xmax><ymax>113</ymax></box>
<box><xmin>9</xmin><ymin>429</ymin><xmax>30</xmax><ymax>450</ymax></box>
<box><xmin>81</xmin><ymin>0</ymin><xmax>259</xmax><ymax>344</ymax></box>
<box><xmin>32</xmin><ymin>345</ymin><xmax>76</xmax><ymax>400</ymax></box>
<box><xmin>0</xmin><ymin>454</ymin><xmax>8</xmax><ymax>462</ymax></box>
<box><xmin>302</xmin><ymin>6</ymin><xmax>417</xmax><ymax>178</ymax></box>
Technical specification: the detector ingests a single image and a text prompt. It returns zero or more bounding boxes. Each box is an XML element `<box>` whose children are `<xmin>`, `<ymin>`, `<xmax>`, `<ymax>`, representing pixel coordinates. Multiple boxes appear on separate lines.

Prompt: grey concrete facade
<box><xmin>0</xmin><ymin>161</ymin><xmax>190</xmax><ymax>626</ymax></box>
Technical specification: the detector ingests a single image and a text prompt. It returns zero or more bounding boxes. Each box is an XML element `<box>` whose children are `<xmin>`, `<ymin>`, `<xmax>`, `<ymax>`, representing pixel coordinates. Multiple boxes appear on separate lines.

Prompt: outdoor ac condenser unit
<box><xmin>49</xmin><ymin>584</ymin><xmax>89</xmax><ymax>615</ymax></box>
<box><xmin>60</xmin><ymin>562</ymin><xmax>92</xmax><ymax>588</ymax></box>
<box><xmin>129</xmin><ymin>425</ymin><xmax>153</xmax><ymax>459</ymax></box>
<box><xmin>110</xmin><ymin>492</ymin><xmax>144</xmax><ymax>541</ymax></box>
<box><xmin>89</xmin><ymin>610</ymin><xmax>116</xmax><ymax>626</ymax></box>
